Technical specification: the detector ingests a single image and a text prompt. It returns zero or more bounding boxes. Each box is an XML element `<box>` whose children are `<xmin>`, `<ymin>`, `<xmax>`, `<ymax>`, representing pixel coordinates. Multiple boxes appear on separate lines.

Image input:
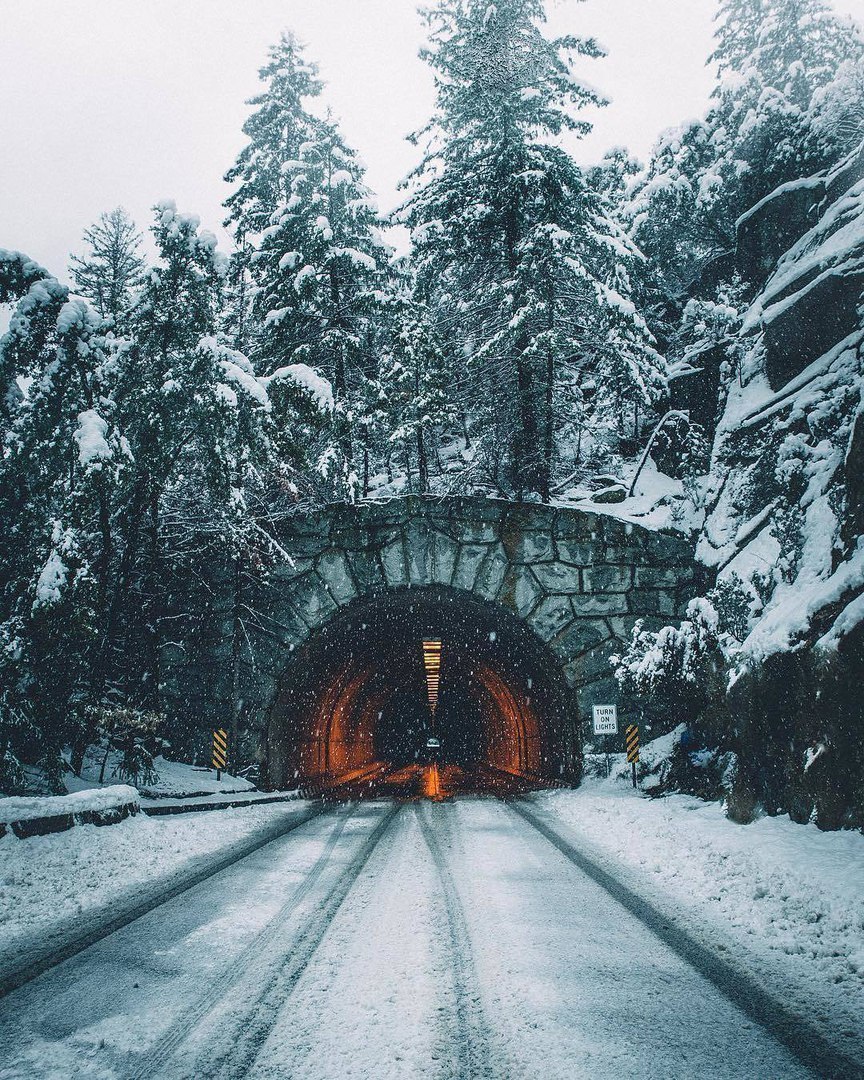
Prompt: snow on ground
<box><xmin>246</xmin><ymin>807</ymin><xmax>447</xmax><ymax>1080</ymax></box>
<box><xmin>548</xmin><ymin>456</ymin><xmax>701</xmax><ymax>536</ymax></box>
<box><xmin>538</xmin><ymin>779</ymin><xmax>864</xmax><ymax>1043</ymax></box>
<box><xmin>64</xmin><ymin>749</ymin><xmax>256</xmax><ymax>798</ymax></box>
<box><xmin>0</xmin><ymin>800</ymin><xmax>311</xmax><ymax>971</ymax></box>
<box><xmin>138</xmin><ymin>789</ymin><xmax>300</xmax><ymax>811</ymax></box>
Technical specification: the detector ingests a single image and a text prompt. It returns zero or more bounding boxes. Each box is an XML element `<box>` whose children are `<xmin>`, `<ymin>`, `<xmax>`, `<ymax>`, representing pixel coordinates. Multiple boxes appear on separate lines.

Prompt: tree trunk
<box><xmin>329</xmin><ymin>266</ymin><xmax>355</xmax><ymax>497</ymax></box>
<box><xmin>98</xmin><ymin>742</ymin><xmax>112</xmax><ymax>784</ymax></box>
<box><xmin>514</xmin><ymin>352</ymin><xmax>541</xmax><ymax>499</ymax></box>
<box><xmin>69</xmin><ymin>739</ymin><xmax>88</xmax><ymax>778</ymax></box>
<box><xmin>540</xmin><ymin>345</ymin><xmax>554</xmax><ymax>502</ymax></box>
<box><xmin>145</xmin><ymin>489</ymin><xmax>162</xmax><ymax>712</ymax></box>
<box><xmin>90</xmin><ymin>478</ymin><xmax>148</xmax><ymax>703</ymax></box>
<box><xmin>433</xmin><ymin>429</ymin><xmax>443</xmax><ymax>475</ymax></box>
<box><xmin>461</xmin><ymin>411</ymin><xmax>471</xmax><ymax>450</ymax></box>
<box><xmin>229</xmin><ymin>555</ymin><xmax>244</xmax><ymax>777</ymax></box>
<box><xmin>417</xmin><ymin>424</ymin><xmax>429</xmax><ymax>494</ymax></box>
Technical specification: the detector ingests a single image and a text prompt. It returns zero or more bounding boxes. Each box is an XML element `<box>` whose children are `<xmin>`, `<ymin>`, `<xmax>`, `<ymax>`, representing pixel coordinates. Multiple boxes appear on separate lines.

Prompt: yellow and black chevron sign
<box><xmin>212</xmin><ymin>728</ymin><xmax>228</xmax><ymax>770</ymax></box>
<box><xmin>625</xmin><ymin>724</ymin><xmax>640</xmax><ymax>764</ymax></box>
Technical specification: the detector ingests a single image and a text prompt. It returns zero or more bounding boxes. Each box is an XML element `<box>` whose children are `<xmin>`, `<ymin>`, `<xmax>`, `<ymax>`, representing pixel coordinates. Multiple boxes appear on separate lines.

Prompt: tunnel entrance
<box><xmin>266</xmin><ymin>587</ymin><xmax>578</xmax><ymax>797</ymax></box>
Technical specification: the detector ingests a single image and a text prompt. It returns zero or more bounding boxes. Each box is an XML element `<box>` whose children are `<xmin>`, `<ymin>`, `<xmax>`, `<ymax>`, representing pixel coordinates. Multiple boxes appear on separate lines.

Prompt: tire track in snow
<box><xmin>0</xmin><ymin>801</ymin><xmax>328</xmax><ymax>1000</ymax></box>
<box><xmin>129</xmin><ymin>801</ymin><xmax>361</xmax><ymax>1080</ymax></box>
<box><xmin>161</xmin><ymin>801</ymin><xmax>401</xmax><ymax>1080</ymax></box>
<box><xmin>510</xmin><ymin>799</ymin><xmax>862</xmax><ymax>1080</ymax></box>
<box><xmin>415</xmin><ymin>802</ymin><xmax>497</xmax><ymax>1080</ymax></box>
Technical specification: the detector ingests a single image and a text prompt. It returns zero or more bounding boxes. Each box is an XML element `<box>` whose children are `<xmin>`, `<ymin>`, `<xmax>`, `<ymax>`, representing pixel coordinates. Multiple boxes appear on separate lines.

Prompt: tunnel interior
<box><xmin>267</xmin><ymin>587</ymin><xmax>576</xmax><ymax>796</ymax></box>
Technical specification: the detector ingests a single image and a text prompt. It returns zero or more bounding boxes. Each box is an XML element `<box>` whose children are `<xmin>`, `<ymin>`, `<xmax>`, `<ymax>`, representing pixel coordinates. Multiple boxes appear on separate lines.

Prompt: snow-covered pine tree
<box><xmin>71</xmin><ymin>204</ymin><xmax>217</xmax><ymax>711</ymax></box>
<box><xmin>0</xmin><ymin>211</ymin><xmax>292</xmax><ymax>781</ymax></box>
<box><xmin>706</xmin><ymin>0</ymin><xmax>862</xmax><ymax>232</ymax></box>
<box><xmin>224</xmin><ymin>33</ymin><xmax>323</xmax><ymax>243</ymax></box>
<box><xmin>633</xmin><ymin>0</ymin><xmax>864</xmax><ymax>301</ymax></box>
<box><xmin>401</xmin><ymin>0</ymin><xmax>664</xmax><ymax>499</ymax></box>
<box><xmin>223</xmin><ymin>33</ymin><xmax>323</xmax><ymax>356</ymax></box>
<box><xmin>225</xmin><ymin>35</ymin><xmax>391</xmax><ymax>501</ymax></box>
<box><xmin>708</xmin><ymin>0</ymin><xmax>768</xmax><ymax>78</ymax></box>
<box><xmin>0</xmin><ymin>253</ymin><xmax>125</xmax><ymax>782</ymax></box>
<box><xmin>247</xmin><ymin>117</ymin><xmax>391</xmax><ymax>500</ymax></box>
<box><xmin>69</xmin><ymin>208</ymin><xmax>145</xmax><ymax>325</ymax></box>
<box><xmin>117</xmin><ymin>203</ymin><xmax>332</xmax><ymax>730</ymax></box>
<box><xmin>626</xmin><ymin>120</ymin><xmax>733</xmax><ymax>304</ymax></box>
<box><xmin>808</xmin><ymin>55</ymin><xmax>864</xmax><ymax>159</ymax></box>
<box><xmin>711</xmin><ymin>0</ymin><xmax>863</xmax><ymax>102</ymax></box>
<box><xmin>0</xmin><ymin>252</ymin><xmax>64</xmax><ymax>422</ymax></box>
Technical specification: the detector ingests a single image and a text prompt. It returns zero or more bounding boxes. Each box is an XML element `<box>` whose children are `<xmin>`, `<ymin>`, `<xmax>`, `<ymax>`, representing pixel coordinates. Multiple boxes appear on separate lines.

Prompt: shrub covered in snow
<box><xmin>83</xmin><ymin>705</ymin><xmax>166</xmax><ymax>789</ymax></box>
<box><xmin>613</xmin><ymin>596</ymin><xmax>741</xmax><ymax>723</ymax></box>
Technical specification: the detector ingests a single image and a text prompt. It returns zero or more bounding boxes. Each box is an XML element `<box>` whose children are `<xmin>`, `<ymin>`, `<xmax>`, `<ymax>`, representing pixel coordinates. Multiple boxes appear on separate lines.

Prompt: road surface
<box><xmin>0</xmin><ymin>797</ymin><xmax>841</xmax><ymax>1079</ymax></box>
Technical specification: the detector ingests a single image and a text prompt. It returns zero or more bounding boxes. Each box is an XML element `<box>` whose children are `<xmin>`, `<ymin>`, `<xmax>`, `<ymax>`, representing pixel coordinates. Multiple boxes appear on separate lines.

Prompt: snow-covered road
<box><xmin>0</xmin><ymin>798</ymin><xmax>847</xmax><ymax>1079</ymax></box>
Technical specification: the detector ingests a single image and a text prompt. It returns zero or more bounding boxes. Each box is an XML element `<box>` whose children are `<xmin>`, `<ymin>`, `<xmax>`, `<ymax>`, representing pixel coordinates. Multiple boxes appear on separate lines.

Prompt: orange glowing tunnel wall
<box><xmin>296</xmin><ymin>659</ymin><xmax>387</xmax><ymax>780</ymax></box>
<box><xmin>265</xmin><ymin>588</ymin><xmax>574</xmax><ymax>791</ymax></box>
<box><xmin>473</xmin><ymin>665</ymin><xmax>543</xmax><ymax>776</ymax></box>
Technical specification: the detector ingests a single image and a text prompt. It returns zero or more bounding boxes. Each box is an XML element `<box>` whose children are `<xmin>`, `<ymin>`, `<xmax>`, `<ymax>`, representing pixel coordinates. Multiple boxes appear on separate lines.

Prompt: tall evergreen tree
<box><xmin>707</xmin><ymin>0</ymin><xmax>862</xmax><ymax>227</ymax></box>
<box><xmin>224</xmin><ymin>36</ymin><xmax>391</xmax><ymax>500</ymax></box>
<box><xmin>222</xmin><ymin>33</ymin><xmax>323</xmax><ymax>357</ymax></box>
<box><xmin>0</xmin><ymin>254</ymin><xmax>124</xmax><ymax>784</ymax></box>
<box><xmin>106</xmin><ymin>203</ymin><xmax>245</xmax><ymax>705</ymax></box>
<box><xmin>631</xmin><ymin>0</ymin><xmax>864</xmax><ymax>299</ymax></box>
<box><xmin>402</xmin><ymin>0</ymin><xmax>664</xmax><ymax>498</ymax></box>
<box><xmin>711</xmin><ymin>0</ymin><xmax>862</xmax><ymax>101</ymax></box>
<box><xmin>249</xmin><ymin>118</ymin><xmax>391</xmax><ymax>498</ymax></box>
<box><xmin>224</xmin><ymin>33</ymin><xmax>323</xmax><ymax>241</ymax></box>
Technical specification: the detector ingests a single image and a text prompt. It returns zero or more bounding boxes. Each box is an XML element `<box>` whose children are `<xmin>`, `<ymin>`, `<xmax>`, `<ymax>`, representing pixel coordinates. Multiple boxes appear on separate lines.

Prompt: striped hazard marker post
<box><xmin>626</xmin><ymin>724</ymin><xmax>640</xmax><ymax>789</ymax></box>
<box><xmin>212</xmin><ymin>728</ymin><xmax>228</xmax><ymax>781</ymax></box>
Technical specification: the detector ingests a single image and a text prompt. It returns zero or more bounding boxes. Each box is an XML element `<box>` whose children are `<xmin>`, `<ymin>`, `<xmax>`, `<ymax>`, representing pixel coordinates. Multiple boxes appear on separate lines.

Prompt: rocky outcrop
<box><xmin>761</xmin><ymin>267</ymin><xmax>863</xmax><ymax>390</ymax></box>
<box><xmin>736</xmin><ymin>176</ymin><xmax>825</xmax><ymax>287</ymax></box>
<box><xmin>741</xmin><ymin>144</ymin><xmax>864</xmax><ymax>391</ymax></box>
<box><xmin>695</xmin><ymin>141</ymin><xmax>864</xmax><ymax>828</ymax></box>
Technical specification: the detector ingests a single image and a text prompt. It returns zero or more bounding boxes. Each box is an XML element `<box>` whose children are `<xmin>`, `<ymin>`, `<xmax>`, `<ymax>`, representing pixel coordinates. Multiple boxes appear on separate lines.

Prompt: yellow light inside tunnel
<box><xmin>423</xmin><ymin>639</ymin><xmax>442</xmax><ymax>713</ymax></box>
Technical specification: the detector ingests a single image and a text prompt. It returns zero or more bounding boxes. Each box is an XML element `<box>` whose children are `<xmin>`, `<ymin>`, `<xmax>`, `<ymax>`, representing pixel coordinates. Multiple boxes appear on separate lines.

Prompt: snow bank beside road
<box><xmin>539</xmin><ymin>784</ymin><xmax>864</xmax><ymax>1045</ymax></box>
<box><xmin>0</xmin><ymin>801</ymin><xmax>312</xmax><ymax>972</ymax></box>
<box><xmin>0</xmin><ymin>785</ymin><xmax>138</xmax><ymax>824</ymax></box>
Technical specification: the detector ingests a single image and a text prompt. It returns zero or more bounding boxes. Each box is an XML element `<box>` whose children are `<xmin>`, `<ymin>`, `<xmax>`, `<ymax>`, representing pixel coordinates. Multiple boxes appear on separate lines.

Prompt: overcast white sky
<box><xmin>2</xmin><ymin>0</ymin><xmax>863</xmax><ymax>280</ymax></box>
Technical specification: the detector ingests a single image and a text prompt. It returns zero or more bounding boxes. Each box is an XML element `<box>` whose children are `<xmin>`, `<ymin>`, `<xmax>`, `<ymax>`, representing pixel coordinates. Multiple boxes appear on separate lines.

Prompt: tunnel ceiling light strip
<box><xmin>423</xmin><ymin>639</ymin><xmax>442</xmax><ymax>713</ymax></box>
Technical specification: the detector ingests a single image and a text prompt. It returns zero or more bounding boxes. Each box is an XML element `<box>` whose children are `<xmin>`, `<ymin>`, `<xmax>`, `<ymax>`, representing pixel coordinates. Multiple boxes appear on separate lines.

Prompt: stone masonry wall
<box><xmin>159</xmin><ymin>496</ymin><xmax>696</xmax><ymax>764</ymax></box>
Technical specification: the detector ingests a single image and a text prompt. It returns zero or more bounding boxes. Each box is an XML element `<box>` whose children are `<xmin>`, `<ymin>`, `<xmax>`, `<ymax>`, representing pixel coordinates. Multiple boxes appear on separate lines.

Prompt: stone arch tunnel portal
<box><xmin>266</xmin><ymin>588</ymin><xmax>577</xmax><ymax>796</ymax></box>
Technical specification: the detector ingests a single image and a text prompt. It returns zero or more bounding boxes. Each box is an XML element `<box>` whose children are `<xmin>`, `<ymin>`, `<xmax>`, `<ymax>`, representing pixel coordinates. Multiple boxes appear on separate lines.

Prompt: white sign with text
<box><xmin>592</xmin><ymin>704</ymin><xmax>618</xmax><ymax>735</ymax></box>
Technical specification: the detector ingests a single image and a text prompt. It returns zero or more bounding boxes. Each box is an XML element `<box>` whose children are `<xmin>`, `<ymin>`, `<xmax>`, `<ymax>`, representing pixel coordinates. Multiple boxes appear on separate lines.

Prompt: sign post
<box><xmin>212</xmin><ymin>728</ymin><xmax>228</xmax><ymax>781</ymax></box>
<box><xmin>626</xmin><ymin>724</ymin><xmax>640</xmax><ymax>788</ymax></box>
<box><xmin>592</xmin><ymin>705</ymin><xmax>618</xmax><ymax>778</ymax></box>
